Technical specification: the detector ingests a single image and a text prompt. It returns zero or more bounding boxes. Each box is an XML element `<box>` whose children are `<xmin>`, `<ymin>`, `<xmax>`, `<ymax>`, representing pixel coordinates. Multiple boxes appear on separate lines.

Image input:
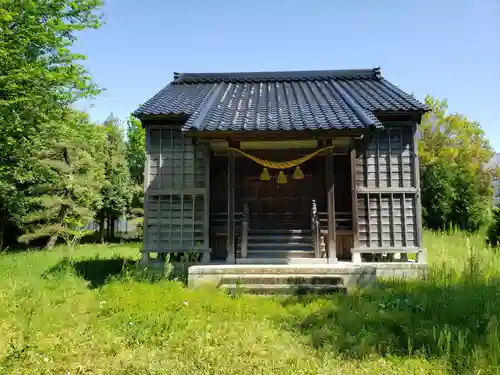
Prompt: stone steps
<box><xmin>220</xmin><ymin>283</ymin><xmax>346</xmax><ymax>295</ymax></box>
<box><xmin>219</xmin><ymin>273</ymin><xmax>344</xmax><ymax>285</ymax></box>
<box><xmin>188</xmin><ymin>264</ymin><xmax>378</xmax><ymax>294</ymax></box>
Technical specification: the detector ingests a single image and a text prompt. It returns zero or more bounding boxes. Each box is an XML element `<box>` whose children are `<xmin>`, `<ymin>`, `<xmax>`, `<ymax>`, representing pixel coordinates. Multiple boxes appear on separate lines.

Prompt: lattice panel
<box><xmin>146</xmin><ymin>194</ymin><xmax>205</xmax><ymax>250</ymax></box>
<box><xmin>356</xmin><ymin>127</ymin><xmax>414</xmax><ymax>189</ymax></box>
<box><xmin>357</xmin><ymin>193</ymin><xmax>417</xmax><ymax>248</ymax></box>
<box><xmin>148</xmin><ymin>128</ymin><xmax>206</xmax><ymax>190</ymax></box>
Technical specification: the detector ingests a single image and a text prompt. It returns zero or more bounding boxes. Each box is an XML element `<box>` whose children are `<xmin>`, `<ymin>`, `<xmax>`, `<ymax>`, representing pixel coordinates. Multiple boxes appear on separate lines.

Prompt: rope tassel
<box><xmin>260</xmin><ymin>167</ymin><xmax>271</xmax><ymax>181</ymax></box>
<box><xmin>277</xmin><ymin>170</ymin><xmax>287</xmax><ymax>184</ymax></box>
<box><xmin>292</xmin><ymin>165</ymin><xmax>304</xmax><ymax>180</ymax></box>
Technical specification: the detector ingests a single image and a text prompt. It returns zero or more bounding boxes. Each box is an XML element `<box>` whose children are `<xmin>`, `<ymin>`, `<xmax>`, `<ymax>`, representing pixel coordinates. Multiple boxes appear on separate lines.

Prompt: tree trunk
<box><xmin>99</xmin><ymin>214</ymin><xmax>105</xmax><ymax>243</ymax></box>
<box><xmin>46</xmin><ymin>205</ymin><xmax>68</xmax><ymax>249</ymax></box>
<box><xmin>106</xmin><ymin>215</ymin><xmax>111</xmax><ymax>240</ymax></box>
<box><xmin>110</xmin><ymin>216</ymin><xmax>116</xmax><ymax>240</ymax></box>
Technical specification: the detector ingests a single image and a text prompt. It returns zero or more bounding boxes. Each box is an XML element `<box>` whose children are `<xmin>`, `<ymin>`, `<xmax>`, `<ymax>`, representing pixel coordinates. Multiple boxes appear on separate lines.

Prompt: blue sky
<box><xmin>74</xmin><ymin>0</ymin><xmax>500</xmax><ymax>150</ymax></box>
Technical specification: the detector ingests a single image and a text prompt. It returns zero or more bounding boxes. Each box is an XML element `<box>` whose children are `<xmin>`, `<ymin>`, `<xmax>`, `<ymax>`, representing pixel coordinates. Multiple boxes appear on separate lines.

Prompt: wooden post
<box><xmin>241</xmin><ymin>201</ymin><xmax>249</xmax><ymax>258</ymax></box>
<box><xmin>142</xmin><ymin>125</ymin><xmax>152</xmax><ymax>257</ymax></box>
<box><xmin>325</xmin><ymin>143</ymin><xmax>337</xmax><ymax>263</ymax></box>
<box><xmin>226</xmin><ymin>147</ymin><xmax>235</xmax><ymax>263</ymax></box>
<box><xmin>350</xmin><ymin>141</ymin><xmax>361</xmax><ymax>263</ymax></box>
<box><xmin>203</xmin><ymin>145</ymin><xmax>211</xmax><ymax>261</ymax></box>
<box><xmin>412</xmin><ymin>124</ymin><xmax>423</xmax><ymax>249</ymax></box>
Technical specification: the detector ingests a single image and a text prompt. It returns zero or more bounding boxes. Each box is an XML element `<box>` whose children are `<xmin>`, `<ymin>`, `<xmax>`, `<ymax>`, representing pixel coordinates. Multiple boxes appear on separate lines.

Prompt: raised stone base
<box><xmin>188</xmin><ymin>262</ymin><xmax>428</xmax><ymax>294</ymax></box>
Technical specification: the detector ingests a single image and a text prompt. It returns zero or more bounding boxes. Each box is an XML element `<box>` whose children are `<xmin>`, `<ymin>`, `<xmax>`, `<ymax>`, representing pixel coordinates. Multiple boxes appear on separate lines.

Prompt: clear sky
<box><xmin>74</xmin><ymin>0</ymin><xmax>500</xmax><ymax>150</ymax></box>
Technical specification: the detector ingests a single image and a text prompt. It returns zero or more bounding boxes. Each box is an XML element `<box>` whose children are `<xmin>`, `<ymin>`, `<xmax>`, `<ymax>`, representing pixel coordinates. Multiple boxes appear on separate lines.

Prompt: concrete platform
<box><xmin>188</xmin><ymin>262</ymin><xmax>427</xmax><ymax>294</ymax></box>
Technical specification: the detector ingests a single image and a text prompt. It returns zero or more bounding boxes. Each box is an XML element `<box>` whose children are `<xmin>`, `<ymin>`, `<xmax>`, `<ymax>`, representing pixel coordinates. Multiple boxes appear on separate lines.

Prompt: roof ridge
<box><xmin>173</xmin><ymin>68</ymin><xmax>381</xmax><ymax>84</ymax></box>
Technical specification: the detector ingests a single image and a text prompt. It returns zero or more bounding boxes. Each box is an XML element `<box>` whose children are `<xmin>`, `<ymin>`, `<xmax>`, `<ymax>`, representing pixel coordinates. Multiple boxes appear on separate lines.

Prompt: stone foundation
<box><xmin>187</xmin><ymin>262</ymin><xmax>428</xmax><ymax>294</ymax></box>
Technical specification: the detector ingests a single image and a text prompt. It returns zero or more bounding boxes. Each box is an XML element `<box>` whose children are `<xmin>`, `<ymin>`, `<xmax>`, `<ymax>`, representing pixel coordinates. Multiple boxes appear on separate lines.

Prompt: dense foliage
<box><xmin>0</xmin><ymin>0</ymin><xmax>108</xmax><ymax>248</ymax></box>
<box><xmin>419</xmin><ymin>96</ymin><xmax>496</xmax><ymax>232</ymax></box>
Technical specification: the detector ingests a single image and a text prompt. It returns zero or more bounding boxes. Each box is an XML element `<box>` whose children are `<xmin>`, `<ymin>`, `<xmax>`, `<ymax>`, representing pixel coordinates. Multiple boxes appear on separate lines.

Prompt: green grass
<box><xmin>1</xmin><ymin>231</ymin><xmax>500</xmax><ymax>374</ymax></box>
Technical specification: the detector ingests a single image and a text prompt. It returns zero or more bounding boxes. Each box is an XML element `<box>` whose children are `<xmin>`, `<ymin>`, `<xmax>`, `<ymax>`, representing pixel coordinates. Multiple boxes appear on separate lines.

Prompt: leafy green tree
<box><xmin>419</xmin><ymin>96</ymin><xmax>495</xmax><ymax>231</ymax></box>
<box><xmin>96</xmin><ymin>115</ymin><xmax>132</xmax><ymax>242</ymax></box>
<box><xmin>0</xmin><ymin>0</ymin><xmax>104</xmax><ymax>248</ymax></box>
<box><xmin>18</xmin><ymin>110</ymin><xmax>106</xmax><ymax>249</ymax></box>
<box><xmin>125</xmin><ymin>115</ymin><xmax>145</xmax><ymax>238</ymax></box>
<box><xmin>126</xmin><ymin>115</ymin><xmax>146</xmax><ymax>186</ymax></box>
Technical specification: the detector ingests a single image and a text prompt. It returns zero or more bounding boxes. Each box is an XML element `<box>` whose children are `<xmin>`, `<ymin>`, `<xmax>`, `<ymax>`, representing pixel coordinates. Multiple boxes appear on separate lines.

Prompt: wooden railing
<box><xmin>318</xmin><ymin>211</ymin><xmax>352</xmax><ymax>231</ymax></box>
<box><xmin>311</xmin><ymin>200</ymin><xmax>321</xmax><ymax>258</ymax></box>
<box><xmin>240</xmin><ymin>201</ymin><xmax>249</xmax><ymax>258</ymax></box>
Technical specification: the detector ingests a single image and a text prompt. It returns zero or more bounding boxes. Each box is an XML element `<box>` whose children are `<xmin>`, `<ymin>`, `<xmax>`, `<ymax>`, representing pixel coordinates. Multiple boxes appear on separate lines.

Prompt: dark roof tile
<box><xmin>134</xmin><ymin>68</ymin><xmax>428</xmax><ymax>132</ymax></box>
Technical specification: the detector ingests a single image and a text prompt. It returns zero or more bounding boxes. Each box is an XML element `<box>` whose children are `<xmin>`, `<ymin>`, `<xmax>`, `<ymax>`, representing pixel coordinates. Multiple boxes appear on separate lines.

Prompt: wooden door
<box><xmin>243</xmin><ymin>175</ymin><xmax>314</xmax><ymax>229</ymax></box>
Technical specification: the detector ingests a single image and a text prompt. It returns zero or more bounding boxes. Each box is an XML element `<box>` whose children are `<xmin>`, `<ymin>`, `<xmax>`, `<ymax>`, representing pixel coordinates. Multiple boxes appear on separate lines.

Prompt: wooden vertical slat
<box><xmin>169</xmin><ymin>195</ymin><xmax>173</xmax><ymax>245</ymax></box>
<box><xmin>226</xmin><ymin>148</ymin><xmax>235</xmax><ymax>263</ymax></box>
<box><xmin>181</xmin><ymin>134</ymin><xmax>185</xmax><ymax>190</ymax></box>
<box><xmin>143</xmin><ymin>125</ymin><xmax>151</xmax><ymax>250</ymax></box>
<box><xmin>412</xmin><ymin>124</ymin><xmax>423</xmax><ymax>247</ymax></box>
<box><xmin>399</xmin><ymin>129</ymin><xmax>404</xmax><ymax>188</ymax></box>
<box><xmin>378</xmin><ymin>193</ymin><xmax>383</xmax><ymax>247</ymax></box>
<box><xmin>366</xmin><ymin>193</ymin><xmax>371</xmax><ymax>248</ymax></box>
<box><xmin>180</xmin><ymin>195</ymin><xmax>184</xmax><ymax>247</ymax></box>
<box><xmin>375</xmin><ymin>130</ymin><xmax>380</xmax><ymax>188</ymax></box>
<box><xmin>325</xmin><ymin>144</ymin><xmax>337</xmax><ymax>262</ymax></box>
<box><xmin>192</xmin><ymin>195</ymin><xmax>195</xmax><ymax>248</ymax></box>
<box><xmin>204</xmin><ymin>146</ymin><xmax>211</xmax><ymax>251</ymax></box>
<box><xmin>170</xmin><ymin>129</ymin><xmax>174</xmax><ymax>189</ymax></box>
<box><xmin>350</xmin><ymin>145</ymin><xmax>359</xmax><ymax>248</ymax></box>
<box><xmin>389</xmin><ymin>192</ymin><xmax>395</xmax><ymax>247</ymax></box>
<box><xmin>387</xmin><ymin>128</ymin><xmax>392</xmax><ymax>187</ymax></box>
<box><xmin>401</xmin><ymin>192</ymin><xmax>407</xmax><ymax>247</ymax></box>
<box><xmin>157</xmin><ymin>129</ymin><xmax>162</xmax><ymax>245</ymax></box>
<box><xmin>159</xmin><ymin>128</ymin><xmax>163</xmax><ymax>190</ymax></box>
<box><xmin>388</xmin><ymin>129</ymin><xmax>395</xmax><ymax>248</ymax></box>
<box><xmin>375</xmin><ymin>131</ymin><xmax>383</xmax><ymax>248</ymax></box>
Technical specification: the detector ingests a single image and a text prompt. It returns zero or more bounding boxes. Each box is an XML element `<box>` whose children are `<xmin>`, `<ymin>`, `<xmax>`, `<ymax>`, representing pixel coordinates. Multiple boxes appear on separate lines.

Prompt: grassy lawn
<box><xmin>1</xmin><ymin>231</ymin><xmax>500</xmax><ymax>374</ymax></box>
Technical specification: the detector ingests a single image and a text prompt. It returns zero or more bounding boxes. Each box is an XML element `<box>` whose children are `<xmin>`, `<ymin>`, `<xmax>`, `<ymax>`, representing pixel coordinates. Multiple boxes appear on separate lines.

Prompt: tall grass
<box><xmin>0</xmin><ymin>231</ymin><xmax>499</xmax><ymax>374</ymax></box>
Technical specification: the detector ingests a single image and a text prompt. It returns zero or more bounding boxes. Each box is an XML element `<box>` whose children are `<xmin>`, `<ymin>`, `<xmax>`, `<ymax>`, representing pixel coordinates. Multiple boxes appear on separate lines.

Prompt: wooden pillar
<box><xmin>226</xmin><ymin>146</ymin><xmax>236</xmax><ymax>263</ymax></box>
<box><xmin>203</xmin><ymin>145</ymin><xmax>211</xmax><ymax>263</ymax></box>
<box><xmin>325</xmin><ymin>141</ymin><xmax>337</xmax><ymax>263</ymax></box>
<box><xmin>412</xmin><ymin>123</ymin><xmax>423</xmax><ymax>248</ymax></box>
<box><xmin>350</xmin><ymin>141</ymin><xmax>361</xmax><ymax>263</ymax></box>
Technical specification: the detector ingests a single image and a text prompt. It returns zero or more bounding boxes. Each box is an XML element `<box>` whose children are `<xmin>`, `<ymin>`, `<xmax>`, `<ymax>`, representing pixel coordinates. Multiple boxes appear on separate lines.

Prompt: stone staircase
<box><xmin>188</xmin><ymin>264</ymin><xmax>378</xmax><ymax>295</ymax></box>
<box><xmin>238</xmin><ymin>228</ymin><xmax>316</xmax><ymax>260</ymax></box>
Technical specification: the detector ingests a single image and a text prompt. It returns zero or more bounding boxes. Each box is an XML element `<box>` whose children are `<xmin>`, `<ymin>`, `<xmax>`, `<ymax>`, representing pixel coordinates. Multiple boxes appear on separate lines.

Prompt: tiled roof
<box><xmin>134</xmin><ymin>68</ymin><xmax>428</xmax><ymax>132</ymax></box>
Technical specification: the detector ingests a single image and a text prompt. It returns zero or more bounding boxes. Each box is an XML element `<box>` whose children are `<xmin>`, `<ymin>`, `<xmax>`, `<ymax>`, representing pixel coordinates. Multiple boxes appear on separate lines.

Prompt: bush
<box><xmin>486</xmin><ymin>207</ymin><xmax>500</xmax><ymax>247</ymax></box>
<box><xmin>421</xmin><ymin>161</ymin><xmax>491</xmax><ymax>232</ymax></box>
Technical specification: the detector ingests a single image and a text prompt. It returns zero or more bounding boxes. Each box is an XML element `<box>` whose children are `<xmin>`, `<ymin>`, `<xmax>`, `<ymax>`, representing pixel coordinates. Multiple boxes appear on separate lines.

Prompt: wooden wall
<box><xmin>144</xmin><ymin>126</ymin><xmax>210</xmax><ymax>251</ymax></box>
<box><xmin>354</xmin><ymin>123</ymin><xmax>421</xmax><ymax>250</ymax></box>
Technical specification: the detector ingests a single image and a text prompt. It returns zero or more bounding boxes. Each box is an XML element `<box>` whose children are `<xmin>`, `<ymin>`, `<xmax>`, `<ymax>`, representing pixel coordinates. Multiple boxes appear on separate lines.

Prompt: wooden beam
<box><xmin>325</xmin><ymin>140</ymin><xmax>337</xmax><ymax>263</ymax></box>
<box><xmin>184</xmin><ymin>129</ymin><xmax>369</xmax><ymax>141</ymax></box>
<box><xmin>226</xmin><ymin>142</ymin><xmax>236</xmax><ymax>263</ymax></box>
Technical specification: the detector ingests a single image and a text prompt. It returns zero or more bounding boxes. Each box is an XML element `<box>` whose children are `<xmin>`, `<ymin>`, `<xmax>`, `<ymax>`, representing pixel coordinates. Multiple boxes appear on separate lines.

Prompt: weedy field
<box><xmin>1</xmin><ymin>230</ymin><xmax>499</xmax><ymax>375</ymax></box>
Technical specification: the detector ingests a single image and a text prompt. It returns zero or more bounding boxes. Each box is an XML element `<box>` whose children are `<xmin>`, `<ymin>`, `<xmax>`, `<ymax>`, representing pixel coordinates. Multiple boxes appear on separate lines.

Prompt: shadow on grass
<box><xmin>46</xmin><ymin>257</ymin><xmax>141</xmax><ymax>288</ymax></box>
<box><xmin>46</xmin><ymin>256</ymin><xmax>191</xmax><ymax>289</ymax></box>
<box><xmin>279</xmin><ymin>269</ymin><xmax>500</xmax><ymax>374</ymax></box>
<box><xmin>72</xmin><ymin>258</ymin><xmax>140</xmax><ymax>288</ymax></box>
